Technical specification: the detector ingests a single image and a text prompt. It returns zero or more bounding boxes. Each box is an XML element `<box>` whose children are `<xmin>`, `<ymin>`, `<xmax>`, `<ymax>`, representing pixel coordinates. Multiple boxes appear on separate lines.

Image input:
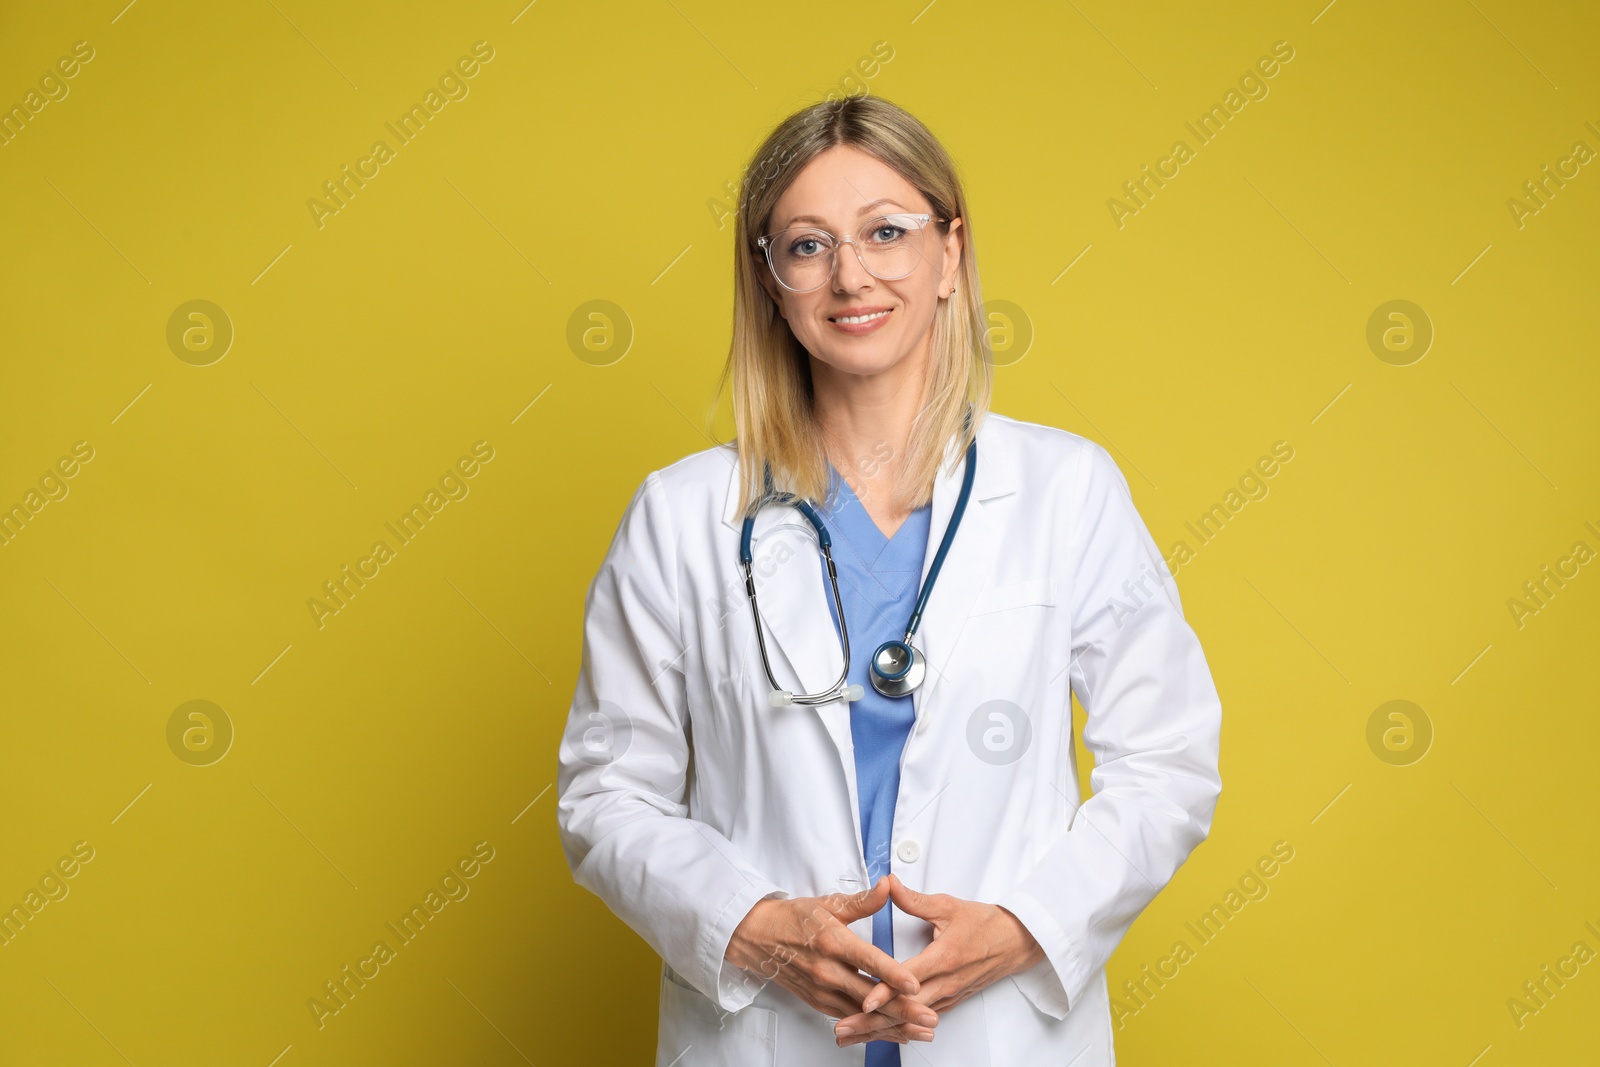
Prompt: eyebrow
<box><xmin>782</xmin><ymin>198</ymin><xmax>908</xmax><ymax>228</ymax></box>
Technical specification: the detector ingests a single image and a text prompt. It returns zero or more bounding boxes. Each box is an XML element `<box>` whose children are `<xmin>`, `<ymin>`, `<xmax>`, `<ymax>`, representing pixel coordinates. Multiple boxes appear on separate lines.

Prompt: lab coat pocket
<box><xmin>656</xmin><ymin>965</ymin><xmax>777</xmax><ymax>1066</ymax></box>
<box><xmin>970</xmin><ymin>577</ymin><xmax>1057</xmax><ymax>616</ymax></box>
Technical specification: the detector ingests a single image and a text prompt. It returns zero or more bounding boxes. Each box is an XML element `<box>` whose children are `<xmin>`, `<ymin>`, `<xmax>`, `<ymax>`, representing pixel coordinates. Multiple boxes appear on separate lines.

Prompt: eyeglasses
<box><xmin>756</xmin><ymin>213</ymin><xmax>948</xmax><ymax>293</ymax></box>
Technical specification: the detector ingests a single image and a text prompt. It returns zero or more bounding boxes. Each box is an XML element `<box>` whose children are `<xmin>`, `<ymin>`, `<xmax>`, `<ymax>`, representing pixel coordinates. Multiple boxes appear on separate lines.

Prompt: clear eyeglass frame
<box><xmin>755</xmin><ymin>212</ymin><xmax>950</xmax><ymax>293</ymax></box>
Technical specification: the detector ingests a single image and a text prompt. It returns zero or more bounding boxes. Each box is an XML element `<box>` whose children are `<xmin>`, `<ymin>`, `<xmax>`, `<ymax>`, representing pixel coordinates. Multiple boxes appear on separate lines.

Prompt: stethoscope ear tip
<box><xmin>845</xmin><ymin>684</ymin><xmax>865</xmax><ymax>702</ymax></box>
<box><xmin>768</xmin><ymin>690</ymin><xmax>793</xmax><ymax>708</ymax></box>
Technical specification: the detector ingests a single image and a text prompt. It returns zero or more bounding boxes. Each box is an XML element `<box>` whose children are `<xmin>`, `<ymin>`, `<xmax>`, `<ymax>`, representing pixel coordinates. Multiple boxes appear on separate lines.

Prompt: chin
<box><xmin>818</xmin><ymin>350</ymin><xmax>904</xmax><ymax>376</ymax></box>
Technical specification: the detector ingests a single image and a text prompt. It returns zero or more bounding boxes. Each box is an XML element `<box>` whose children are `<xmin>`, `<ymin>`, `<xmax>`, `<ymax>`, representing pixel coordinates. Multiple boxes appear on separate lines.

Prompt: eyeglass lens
<box><xmin>765</xmin><ymin>214</ymin><xmax>934</xmax><ymax>291</ymax></box>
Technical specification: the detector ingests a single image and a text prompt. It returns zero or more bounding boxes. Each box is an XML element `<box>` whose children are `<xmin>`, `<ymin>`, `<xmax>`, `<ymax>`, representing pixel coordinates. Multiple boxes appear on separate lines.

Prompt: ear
<box><xmin>939</xmin><ymin>217</ymin><xmax>964</xmax><ymax>295</ymax></box>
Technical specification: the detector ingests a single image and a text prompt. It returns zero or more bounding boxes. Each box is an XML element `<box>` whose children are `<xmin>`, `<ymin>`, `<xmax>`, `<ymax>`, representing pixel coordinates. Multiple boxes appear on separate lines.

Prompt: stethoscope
<box><xmin>737</xmin><ymin>419</ymin><xmax>978</xmax><ymax>708</ymax></box>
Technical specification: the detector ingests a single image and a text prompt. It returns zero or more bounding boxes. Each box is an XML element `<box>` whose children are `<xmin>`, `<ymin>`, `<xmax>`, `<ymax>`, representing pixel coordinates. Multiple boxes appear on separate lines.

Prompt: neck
<box><xmin>808</xmin><ymin>342</ymin><xmax>930</xmax><ymax>506</ymax></box>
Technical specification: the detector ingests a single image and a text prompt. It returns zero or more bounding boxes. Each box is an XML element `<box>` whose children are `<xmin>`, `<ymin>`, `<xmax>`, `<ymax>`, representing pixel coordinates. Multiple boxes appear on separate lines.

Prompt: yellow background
<box><xmin>2</xmin><ymin>1</ymin><xmax>1597</xmax><ymax>1063</ymax></box>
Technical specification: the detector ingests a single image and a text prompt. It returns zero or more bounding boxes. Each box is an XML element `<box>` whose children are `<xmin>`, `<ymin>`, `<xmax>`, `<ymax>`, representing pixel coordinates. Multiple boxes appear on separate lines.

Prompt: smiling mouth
<box><xmin>829</xmin><ymin>309</ymin><xmax>893</xmax><ymax>324</ymax></box>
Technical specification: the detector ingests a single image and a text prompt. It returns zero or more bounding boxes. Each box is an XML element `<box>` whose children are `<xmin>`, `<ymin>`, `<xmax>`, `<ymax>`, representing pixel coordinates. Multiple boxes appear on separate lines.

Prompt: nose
<box><xmin>831</xmin><ymin>236</ymin><xmax>874</xmax><ymax>292</ymax></box>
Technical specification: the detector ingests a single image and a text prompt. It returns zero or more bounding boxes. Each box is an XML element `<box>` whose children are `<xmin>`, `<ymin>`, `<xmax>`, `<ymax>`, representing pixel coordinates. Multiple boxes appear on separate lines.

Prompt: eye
<box><xmin>867</xmin><ymin>222</ymin><xmax>909</xmax><ymax>244</ymax></box>
<box><xmin>782</xmin><ymin>229</ymin><xmax>831</xmax><ymax>258</ymax></box>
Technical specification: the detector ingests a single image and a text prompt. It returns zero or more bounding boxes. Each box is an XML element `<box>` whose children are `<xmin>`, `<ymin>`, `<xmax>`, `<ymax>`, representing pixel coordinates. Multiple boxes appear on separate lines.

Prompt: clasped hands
<box><xmin>723</xmin><ymin>873</ymin><xmax>1046</xmax><ymax>1048</ymax></box>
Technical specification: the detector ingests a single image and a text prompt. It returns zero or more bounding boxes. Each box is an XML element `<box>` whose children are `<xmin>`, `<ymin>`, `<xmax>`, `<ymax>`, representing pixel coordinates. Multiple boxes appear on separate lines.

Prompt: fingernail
<box><xmin>915</xmin><ymin>1032</ymin><xmax>934</xmax><ymax>1042</ymax></box>
<box><xmin>835</xmin><ymin>1025</ymin><xmax>854</xmax><ymax>1036</ymax></box>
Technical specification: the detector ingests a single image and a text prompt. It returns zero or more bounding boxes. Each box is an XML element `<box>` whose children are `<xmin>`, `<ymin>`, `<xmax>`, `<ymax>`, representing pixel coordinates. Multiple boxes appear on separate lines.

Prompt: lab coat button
<box><xmin>896</xmin><ymin>840</ymin><xmax>921</xmax><ymax>863</ymax></box>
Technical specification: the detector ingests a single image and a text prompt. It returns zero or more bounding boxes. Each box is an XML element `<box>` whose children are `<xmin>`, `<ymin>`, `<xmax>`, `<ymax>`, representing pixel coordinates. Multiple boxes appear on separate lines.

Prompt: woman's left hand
<box><xmin>833</xmin><ymin>873</ymin><xmax>1047</xmax><ymax>1047</ymax></box>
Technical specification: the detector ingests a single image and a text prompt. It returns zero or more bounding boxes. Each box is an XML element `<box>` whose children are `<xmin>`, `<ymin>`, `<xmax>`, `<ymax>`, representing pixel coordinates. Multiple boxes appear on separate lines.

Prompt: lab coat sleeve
<box><xmin>556</xmin><ymin>470</ymin><xmax>789</xmax><ymax>1014</ymax></box>
<box><xmin>998</xmin><ymin>440</ymin><xmax>1223</xmax><ymax>1019</ymax></box>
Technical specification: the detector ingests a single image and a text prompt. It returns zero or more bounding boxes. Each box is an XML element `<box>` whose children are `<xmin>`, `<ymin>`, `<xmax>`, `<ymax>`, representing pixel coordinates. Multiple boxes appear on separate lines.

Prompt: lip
<box><xmin>827</xmin><ymin>306</ymin><xmax>894</xmax><ymax>335</ymax></box>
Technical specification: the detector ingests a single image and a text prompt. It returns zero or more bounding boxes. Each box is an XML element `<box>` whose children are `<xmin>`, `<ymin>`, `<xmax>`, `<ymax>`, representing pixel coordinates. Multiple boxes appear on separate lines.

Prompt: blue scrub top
<box><xmin>817</xmin><ymin>464</ymin><xmax>931</xmax><ymax>1066</ymax></box>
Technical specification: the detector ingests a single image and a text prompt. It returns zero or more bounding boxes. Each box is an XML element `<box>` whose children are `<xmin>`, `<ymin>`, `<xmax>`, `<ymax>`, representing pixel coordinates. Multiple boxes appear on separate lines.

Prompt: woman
<box><xmin>557</xmin><ymin>95</ymin><xmax>1222</xmax><ymax>1066</ymax></box>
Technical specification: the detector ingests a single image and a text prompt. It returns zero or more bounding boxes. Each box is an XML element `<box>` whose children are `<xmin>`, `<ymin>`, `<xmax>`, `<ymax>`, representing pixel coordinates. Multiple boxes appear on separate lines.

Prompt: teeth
<box><xmin>835</xmin><ymin>310</ymin><xmax>890</xmax><ymax>324</ymax></box>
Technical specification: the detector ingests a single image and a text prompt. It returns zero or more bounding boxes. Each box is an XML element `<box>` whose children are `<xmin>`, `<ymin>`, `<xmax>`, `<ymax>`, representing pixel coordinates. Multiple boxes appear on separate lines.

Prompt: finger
<box><xmin>808</xmin><ymin>955</ymin><xmax>882</xmax><ymax>1004</ymax></box>
<box><xmin>767</xmin><ymin>955</ymin><xmax>876</xmax><ymax>1021</ymax></box>
<box><xmin>803</xmin><ymin>921</ymin><xmax>920</xmax><ymax>1001</ymax></box>
<box><xmin>827</xmin><ymin>927</ymin><xmax>921</xmax><ymax>998</ymax></box>
<box><xmin>861</xmin><ymin>979</ymin><xmax>891</xmax><ymax>1014</ymax></box>
<box><xmin>861</xmin><ymin>980</ymin><xmax>940</xmax><ymax>1026</ymax></box>
<box><xmin>836</xmin><ymin>995</ymin><xmax>939</xmax><ymax>1032</ymax></box>
<box><xmin>909</xmin><ymin>975</ymin><xmax>962</xmax><ymax>1015</ymax></box>
<box><xmin>875</xmin><ymin>947</ymin><xmax>960</xmax><ymax>1016</ymax></box>
<box><xmin>844</xmin><ymin>1011</ymin><xmax>921</xmax><ymax>1036</ymax></box>
<box><xmin>864</xmin><ymin>1017</ymin><xmax>934</xmax><ymax>1043</ymax></box>
<box><xmin>811</xmin><ymin>991</ymin><xmax>866</xmax><ymax>1019</ymax></box>
<box><xmin>839</xmin><ymin>1017</ymin><xmax>935</xmax><ymax>1046</ymax></box>
<box><xmin>773</xmin><ymin>975</ymin><xmax>863</xmax><ymax>1022</ymax></box>
<box><xmin>840</xmin><ymin>1030</ymin><xmax>919</xmax><ymax>1047</ymax></box>
<box><xmin>825</xmin><ymin>877</ymin><xmax>891</xmax><ymax>924</ymax></box>
<box><xmin>885</xmin><ymin>872</ymin><xmax>943</xmax><ymax>921</ymax></box>
<box><xmin>861</xmin><ymin>930</ymin><xmax>946</xmax><ymax>1013</ymax></box>
<box><xmin>837</xmin><ymin>1016</ymin><xmax>932</xmax><ymax>1045</ymax></box>
<box><xmin>861</xmin><ymin>943</ymin><xmax>935</xmax><ymax>1012</ymax></box>
<box><xmin>840</xmin><ymin>1030</ymin><xmax>932</xmax><ymax>1047</ymax></box>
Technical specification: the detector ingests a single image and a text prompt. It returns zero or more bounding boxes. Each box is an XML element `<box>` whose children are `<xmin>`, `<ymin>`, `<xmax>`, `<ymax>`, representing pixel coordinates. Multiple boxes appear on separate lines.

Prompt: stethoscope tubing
<box><xmin>739</xmin><ymin>496</ymin><xmax>857</xmax><ymax>707</ymax></box>
<box><xmin>738</xmin><ymin>420</ymin><xmax>977</xmax><ymax>707</ymax></box>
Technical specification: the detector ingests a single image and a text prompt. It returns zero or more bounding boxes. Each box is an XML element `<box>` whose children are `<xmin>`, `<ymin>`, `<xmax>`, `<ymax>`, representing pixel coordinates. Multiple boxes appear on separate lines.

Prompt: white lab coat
<box><xmin>556</xmin><ymin>412</ymin><xmax>1222</xmax><ymax>1065</ymax></box>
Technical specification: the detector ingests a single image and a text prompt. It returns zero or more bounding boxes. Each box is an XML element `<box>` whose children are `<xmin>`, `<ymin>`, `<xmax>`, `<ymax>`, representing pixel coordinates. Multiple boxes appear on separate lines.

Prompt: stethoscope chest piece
<box><xmin>870</xmin><ymin>639</ymin><xmax>924</xmax><ymax>698</ymax></box>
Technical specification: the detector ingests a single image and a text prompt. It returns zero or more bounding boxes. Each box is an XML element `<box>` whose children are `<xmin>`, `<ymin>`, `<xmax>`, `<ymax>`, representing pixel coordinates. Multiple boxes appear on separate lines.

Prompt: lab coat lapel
<box><xmin>912</xmin><ymin>417</ymin><xmax>1010</xmax><ymax>719</ymax></box>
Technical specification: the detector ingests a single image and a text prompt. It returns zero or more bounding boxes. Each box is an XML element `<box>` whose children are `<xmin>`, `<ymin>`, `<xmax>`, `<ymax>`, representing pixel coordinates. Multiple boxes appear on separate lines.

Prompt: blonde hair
<box><xmin>714</xmin><ymin>95</ymin><xmax>993</xmax><ymax>520</ymax></box>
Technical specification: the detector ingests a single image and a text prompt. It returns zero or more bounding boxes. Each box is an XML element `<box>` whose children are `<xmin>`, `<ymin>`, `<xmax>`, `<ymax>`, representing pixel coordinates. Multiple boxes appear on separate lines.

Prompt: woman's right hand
<box><xmin>724</xmin><ymin>877</ymin><xmax>939</xmax><ymax>1044</ymax></box>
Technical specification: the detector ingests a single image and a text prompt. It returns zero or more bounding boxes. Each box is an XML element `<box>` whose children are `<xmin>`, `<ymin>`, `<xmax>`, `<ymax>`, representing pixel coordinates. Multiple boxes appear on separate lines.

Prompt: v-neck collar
<box><xmin>823</xmin><ymin>464</ymin><xmax>931</xmax><ymax>571</ymax></box>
